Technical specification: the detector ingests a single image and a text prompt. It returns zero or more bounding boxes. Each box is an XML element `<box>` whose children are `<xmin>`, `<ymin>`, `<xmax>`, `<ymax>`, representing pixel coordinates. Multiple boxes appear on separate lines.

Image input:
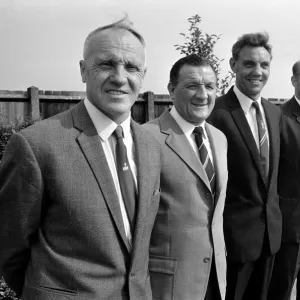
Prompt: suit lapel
<box><xmin>261</xmin><ymin>98</ymin><xmax>280</xmax><ymax>184</ymax></box>
<box><xmin>205</xmin><ymin>124</ymin><xmax>224</xmax><ymax>203</ymax></box>
<box><xmin>71</xmin><ymin>101</ymin><xmax>130</xmax><ymax>252</ymax></box>
<box><xmin>227</xmin><ymin>89</ymin><xmax>266</xmax><ymax>182</ymax></box>
<box><xmin>291</xmin><ymin>96</ymin><xmax>300</xmax><ymax>124</ymax></box>
<box><xmin>159</xmin><ymin>110</ymin><xmax>212</xmax><ymax>192</ymax></box>
<box><xmin>130</xmin><ymin>121</ymin><xmax>152</xmax><ymax>252</ymax></box>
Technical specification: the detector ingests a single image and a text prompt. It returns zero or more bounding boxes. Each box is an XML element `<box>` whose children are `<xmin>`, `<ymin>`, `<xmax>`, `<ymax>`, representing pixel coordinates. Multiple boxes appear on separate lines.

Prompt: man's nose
<box><xmin>110</xmin><ymin>65</ymin><xmax>126</xmax><ymax>85</ymax></box>
<box><xmin>195</xmin><ymin>85</ymin><xmax>208</xmax><ymax>99</ymax></box>
<box><xmin>252</xmin><ymin>64</ymin><xmax>263</xmax><ymax>76</ymax></box>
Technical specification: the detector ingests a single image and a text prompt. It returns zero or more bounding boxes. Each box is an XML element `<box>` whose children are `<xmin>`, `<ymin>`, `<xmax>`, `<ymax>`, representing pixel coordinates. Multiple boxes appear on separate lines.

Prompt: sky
<box><xmin>0</xmin><ymin>0</ymin><xmax>299</xmax><ymax>99</ymax></box>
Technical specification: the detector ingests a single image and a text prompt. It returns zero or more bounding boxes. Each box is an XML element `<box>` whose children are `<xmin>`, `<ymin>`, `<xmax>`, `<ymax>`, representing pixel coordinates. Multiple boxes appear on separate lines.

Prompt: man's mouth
<box><xmin>106</xmin><ymin>90</ymin><xmax>127</xmax><ymax>95</ymax></box>
<box><xmin>192</xmin><ymin>103</ymin><xmax>207</xmax><ymax>107</ymax></box>
<box><xmin>248</xmin><ymin>79</ymin><xmax>262</xmax><ymax>84</ymax></box>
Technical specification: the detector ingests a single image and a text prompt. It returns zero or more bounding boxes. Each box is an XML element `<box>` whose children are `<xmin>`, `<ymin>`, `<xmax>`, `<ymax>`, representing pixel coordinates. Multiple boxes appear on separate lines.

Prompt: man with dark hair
<box><xmin>209</xmin><ymin>32</ymin><xmax>282</xmax><ymax>300</ymax></box>
<box><xmin>144</xmin><ymin>54</ymin><xmax>228</xmax><ymax>300</ymax></box>
<box><xmin>0</xmin><ymin>17</ymin><xmax>162</xmax><ymax>300</ymax></box>
<box><xmin>267</xmin><ymin>60</ymin><xmax>300</xmax><ymax>300</ymax></box>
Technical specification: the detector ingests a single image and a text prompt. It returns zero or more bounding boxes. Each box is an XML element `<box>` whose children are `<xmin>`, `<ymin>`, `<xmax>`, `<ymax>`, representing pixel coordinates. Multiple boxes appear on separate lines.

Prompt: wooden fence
<box><xmin>0</xmin><ymin>86</ymin><xmax>288</xmax><ymax>126</ymax></box>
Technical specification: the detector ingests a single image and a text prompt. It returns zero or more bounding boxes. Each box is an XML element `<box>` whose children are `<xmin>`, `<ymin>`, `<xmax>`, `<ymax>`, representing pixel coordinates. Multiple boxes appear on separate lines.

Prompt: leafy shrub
<box><xmin>0</xmin><ymin>276</ymin><xmax>18</xmax><ymax>300</ymax></box>
<box><xmin>0</xmin><ymin>118</ymin><xmax>36</xmax><ymax>299</ymax></box>
<box><xmin>174</xmin><ymin>14</ymin><xmax>235</xmax><ymax>96</ymax></box>
<box><xmin>0</xmin><ymin>118</ymin><xmax>36</xmax><ymax>161</ymax></box>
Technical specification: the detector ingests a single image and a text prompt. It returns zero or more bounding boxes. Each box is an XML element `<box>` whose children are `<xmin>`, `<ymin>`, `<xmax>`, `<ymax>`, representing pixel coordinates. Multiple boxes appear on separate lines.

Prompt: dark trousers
<box><xmin>225</xmin><ymin>240</ymin><xmax>275</xmax><ymax>300</ymax></box>
<box><xmin>205</xmin><ymin>257</ymin><xmax>222</xmax><ymax>300</ymax></box>
<box><xmin>268</xmin><ymin>242</ymin><xmax>300</xmax><ymax>300</ymax></box>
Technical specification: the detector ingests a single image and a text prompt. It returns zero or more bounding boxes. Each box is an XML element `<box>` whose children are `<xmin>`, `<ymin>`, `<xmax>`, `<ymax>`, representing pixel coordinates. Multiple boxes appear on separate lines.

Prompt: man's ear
<box><xmin>291</xmin><ymin>75</ymin><xmax>296</xmax><ymax>88</ymax></box>
<box><xmin>79</xmin><ymin>60</ymin><xmax>87</xmax><ymax>83</ymax></box>
<box><xmin>167</xmin><ymin>82</ymin><xmax>175</xmax><ymax>100</ymax></box>
<box><xmin>229</xmin><ymin>57</ymin><xmax>236</xmax><ymax>73</ymax></box>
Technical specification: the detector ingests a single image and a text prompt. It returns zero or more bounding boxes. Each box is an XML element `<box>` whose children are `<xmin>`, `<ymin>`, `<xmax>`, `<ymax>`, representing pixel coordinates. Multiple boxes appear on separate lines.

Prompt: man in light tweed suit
<box><xmin>0</xmin><ymin>16</ymin><xmax>162</xmax><ymax>300</ymax></box>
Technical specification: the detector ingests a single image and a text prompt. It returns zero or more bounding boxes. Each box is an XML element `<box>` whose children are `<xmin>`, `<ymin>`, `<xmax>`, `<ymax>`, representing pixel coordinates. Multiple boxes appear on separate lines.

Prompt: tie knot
<box><xmin>193</xmin><ymin>126</ymin><xmax>204</xmax><ymax>136</ymax></box>
<box><xmin>114</xmin><ymin>126</ymin><xmax>124</xmax><ymax>139</ymax></box>
<box><xmin>252</xmin><ymin>101</ymin><xmax>260</xmax><ymax>111</ymax></box>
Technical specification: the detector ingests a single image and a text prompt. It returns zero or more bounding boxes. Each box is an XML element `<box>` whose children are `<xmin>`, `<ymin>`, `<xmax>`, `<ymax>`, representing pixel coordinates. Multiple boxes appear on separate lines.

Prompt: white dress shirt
<box><xmin>84</xmin><ymin>98</ymin><xmax>137</xmax><ymax>248</ymax></box>
<box><xmin>234</xmin><ymin>86</ymin><xmax>270</xmax><ymax>152</ymax></box>
<box><xmin>170</xmin><ymin>106</ymin><xmax>214</xmax><ymax>167</ymax></box>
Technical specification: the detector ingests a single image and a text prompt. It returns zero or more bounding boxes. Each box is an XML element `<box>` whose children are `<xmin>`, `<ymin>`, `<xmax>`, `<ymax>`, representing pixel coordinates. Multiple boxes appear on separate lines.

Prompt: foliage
<box><xmin>0</xmin><ymin>118</ymin><xmax>36</xmax><ymax>161</ymax></box>
<box><xmin>0</xmin><ymin>118</ymin><xmax>36</xmax><ymax>299</ymax></box>
<box><xmin>0</xmin><ymin>276</ymin><xmax>18</xmax><ymax>300</ymax></box>
<box><xmin>174</xmin><ymin>14</ymin><xmax>235</xmax><ymax>96</ymax></box>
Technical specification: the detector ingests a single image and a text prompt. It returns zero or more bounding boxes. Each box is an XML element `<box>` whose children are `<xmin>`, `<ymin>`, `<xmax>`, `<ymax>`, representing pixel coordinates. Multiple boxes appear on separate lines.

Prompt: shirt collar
<box><xmin>234</xmin><ymin>85</ymin><xmax>262</xmax><ymax>113</ymax></box>
<box><xmin>294</xmin><ymin>95</ymin><xmax>300</xmax><ymax>107</ymax></box>
<box><xmin>84</xmin><ymin>98</ymin><xmax>131</xmax><ymax>141</ymax></box>
<box><xmin>170</xmin><ymin>106</ymin><xmax>207</xmax><ymax>138</ymax></box>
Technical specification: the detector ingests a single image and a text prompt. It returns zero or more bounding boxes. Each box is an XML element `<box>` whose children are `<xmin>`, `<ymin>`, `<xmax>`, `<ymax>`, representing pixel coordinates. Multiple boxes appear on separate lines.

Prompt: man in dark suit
<box><xmin>0</xmin><ymin>17</ymin><xmax>162</xmax><ymax>300</ymax></box>
<box><xmin>144</xmin><ymin>54</ymin><xmax>228</xmax><ymax>300</ymax></box>
<box><xmin>209</xmin><ymin>32</ymin><xmax>282</xmax><ymax>300</ymax></box>
<box><xmin>267</xmin><ymin>61</ymin><xmax>300</xmax><ymax>300</ymax></box>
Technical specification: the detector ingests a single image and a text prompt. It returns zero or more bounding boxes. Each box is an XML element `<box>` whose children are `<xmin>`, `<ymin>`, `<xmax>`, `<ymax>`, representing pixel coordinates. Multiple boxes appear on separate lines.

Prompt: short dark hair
<box><xmin>292</xmin><ymin>61</ymin><xmax>300</xmax><ymax>77</ymax></box>
<box><xmin>232</xmin><ymin>32</ymin><xmax>272</xmax><ymax>61</ymax></box>
<box><xmin>169</xmin><ymin>54</ymin><xmax>215</xmax><ymax>86</ymax></box>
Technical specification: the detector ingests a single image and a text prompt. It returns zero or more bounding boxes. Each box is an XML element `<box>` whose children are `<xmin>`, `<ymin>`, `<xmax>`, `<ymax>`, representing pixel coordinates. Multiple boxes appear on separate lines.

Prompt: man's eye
<box><xmin>261</xmin><ymin>63</ymin><xmax>270</xmax><ymax>69</ymax></box>
<box><xmin>100</xmin><ymin>62</ymin><xmax>113</xmax><ymax>67</ymax></box>
<box><xmin>126</xmin><ymin>64</ymin><xmax>138</xmax><ymax>72</ymax></box>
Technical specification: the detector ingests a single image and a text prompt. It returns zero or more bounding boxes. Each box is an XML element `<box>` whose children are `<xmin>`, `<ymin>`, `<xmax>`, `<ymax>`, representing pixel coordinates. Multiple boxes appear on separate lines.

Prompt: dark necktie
<box><xmin>193</xmin><ymin>126</ymin><xmax>216</xmax><ymax>195</ymax></box>
<box><xmin>252</xmin><ymin>101</ymin><xmax>269</xmax><ymax>182</ymax></box>
<box><xmin>113</xmin><ymin>126</ymin><xmax>136</xmax><ymax>230</ymax></box>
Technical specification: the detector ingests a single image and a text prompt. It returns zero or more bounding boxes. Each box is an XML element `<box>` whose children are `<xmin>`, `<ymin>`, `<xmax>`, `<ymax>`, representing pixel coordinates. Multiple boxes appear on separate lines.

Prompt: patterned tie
<box><xmin>113</xmin><ymin>126</ymin><xmax>137</xmax><ymax>230</ymax></box>
<box><xmin>252</xmin><ymin>101</ymin><xmax>269</xmax><ymax>182</ymax></box>
<box><xmin>193</xmin><ymin>126</ymin><xmax>216</xmax><ymax>195</ymax></box>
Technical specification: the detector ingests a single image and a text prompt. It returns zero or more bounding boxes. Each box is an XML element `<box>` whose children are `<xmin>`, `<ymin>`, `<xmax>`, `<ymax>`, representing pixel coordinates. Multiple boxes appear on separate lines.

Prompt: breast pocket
<box><xmin>149</xmin><ymin>255</ymin><xmax>177</xmax><ymax>300</ymax></box>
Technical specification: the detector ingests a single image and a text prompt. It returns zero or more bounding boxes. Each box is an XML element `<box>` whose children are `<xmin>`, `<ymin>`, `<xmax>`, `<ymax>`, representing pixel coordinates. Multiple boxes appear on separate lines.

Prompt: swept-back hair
<box><xmin>169</xmin><ymin>54</ymin><xmax>215</xmax><ymax>86</ymax></box>
<box><xmin>232</xmin><ymin>32</ymin><xmax>272</xmax><ymax>61</ymax></box>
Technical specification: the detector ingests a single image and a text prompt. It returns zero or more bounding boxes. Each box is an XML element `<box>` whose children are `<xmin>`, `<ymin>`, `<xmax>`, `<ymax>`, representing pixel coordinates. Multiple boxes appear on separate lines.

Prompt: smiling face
<box><xmin>230</xmin><ymin>46</ymin><xmax>271</xmax><ymax>100</ymax></box>
<box><xmin>168</xmin><ymin>64</ymin><xmax>217</xmax><ymax>125</ymax></box>
<box><xmin>80</xmin><ymin>28</ymin><xmax>146</xmax><ymax>124</ymax></box>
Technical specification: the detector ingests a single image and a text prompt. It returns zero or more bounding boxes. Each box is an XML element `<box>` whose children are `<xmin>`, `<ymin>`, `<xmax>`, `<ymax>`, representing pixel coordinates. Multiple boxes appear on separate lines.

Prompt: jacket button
<box><xmin>205</xmin><ymin>193</ymin><xmax>212</xmax><ymax>199</ymax></box>
<box><xmin>203</xmin><ymin>257</ymin><xmax>210</xmax><ymax>263</ymax></box>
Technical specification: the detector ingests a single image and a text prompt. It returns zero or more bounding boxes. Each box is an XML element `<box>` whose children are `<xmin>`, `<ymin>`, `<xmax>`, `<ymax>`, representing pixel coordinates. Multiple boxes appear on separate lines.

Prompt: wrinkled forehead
<box><xmin>84</xmin><ymin>28</ymin><xmax>146</xmax><ymax>64</ymax></box>
<box><xmin>178</xmin><ymin>64</ymin><xmax>217</xmax><ymax>83</ymax></box>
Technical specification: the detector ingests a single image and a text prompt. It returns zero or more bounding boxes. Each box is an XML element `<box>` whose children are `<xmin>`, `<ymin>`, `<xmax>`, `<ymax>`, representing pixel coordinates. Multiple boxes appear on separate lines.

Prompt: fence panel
<box><xmin>0</xmin><ymin>86</ymin><xmax>288</xmax><ymax>127</ymax></box>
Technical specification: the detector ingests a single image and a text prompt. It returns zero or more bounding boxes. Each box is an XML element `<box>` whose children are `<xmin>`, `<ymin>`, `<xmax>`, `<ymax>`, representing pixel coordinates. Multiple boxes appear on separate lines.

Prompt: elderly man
<box><xmin>144</xmin><ymin>54</ymin><xmax>228</xmax><ymax>300</ymax></box>
<box><xmin>0</xmin><ymin>17</ymin><xmax>162</xmax><ymax>300</ymax></box>
<box><xmin>267</xmin><ymin>61</ymin><xmax>300</xmax><ymax>300</ymax></box>
<box><xmin>209</xmin><ymin>32</ymin><xmax>282</xmax><ymax>300</ymax></box>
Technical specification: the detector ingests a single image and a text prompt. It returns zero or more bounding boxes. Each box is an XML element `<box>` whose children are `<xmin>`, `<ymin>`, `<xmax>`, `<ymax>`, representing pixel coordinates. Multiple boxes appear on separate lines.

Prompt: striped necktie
<box><xmin>113</xmin><ymin>126</ymin><xmax>137</xmax><ymax>230</ymax></box>
<box><xmin>252</xmin><ymin>101</ymin><xmax>269</xmax><ymax>182</ymax></box>
<box><xmin>193</xmin><ymin>126</ymin><xmax>216</xmax><ymax>194</ymax></box>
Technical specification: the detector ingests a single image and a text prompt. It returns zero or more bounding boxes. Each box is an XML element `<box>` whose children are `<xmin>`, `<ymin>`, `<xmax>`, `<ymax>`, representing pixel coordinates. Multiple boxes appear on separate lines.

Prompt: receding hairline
<box><xmin>83</xmin><ymin>18</ymin><xmax>146</xmax><ymax>60</ymax></box>
<box><xmin>292</xmin><ymin>61</ymin><xmax>300</xmax><ymax>76</ymax></box>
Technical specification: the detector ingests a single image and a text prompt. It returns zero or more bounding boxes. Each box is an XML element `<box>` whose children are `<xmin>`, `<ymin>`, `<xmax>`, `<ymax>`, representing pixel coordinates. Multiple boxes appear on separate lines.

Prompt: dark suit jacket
<box><xmin>208</xmin><ymin>87</ymin><xmax>282</xmax><ymax>263</ymax></box>
<box><xmin>0</xmin><ymin>101</ymin><xmax>162</xmax><ymax>300</ymax></box>
<box><xmin>278</xmin><ymin>97</ymin><xmax>300</xmax><ymax>243</ymax></box>
<box><xmin>143</xmin><ymin>110</ymin><xmax>228</xmax><ymax>300</ymax></box>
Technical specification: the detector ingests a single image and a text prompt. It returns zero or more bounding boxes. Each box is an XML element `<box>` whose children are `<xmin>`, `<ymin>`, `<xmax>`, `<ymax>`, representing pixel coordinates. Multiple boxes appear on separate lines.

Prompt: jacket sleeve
<box><xmin>0</xmin><ymin>132</ymin><xmax>43</xmax><ymax>295</ymax></box>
